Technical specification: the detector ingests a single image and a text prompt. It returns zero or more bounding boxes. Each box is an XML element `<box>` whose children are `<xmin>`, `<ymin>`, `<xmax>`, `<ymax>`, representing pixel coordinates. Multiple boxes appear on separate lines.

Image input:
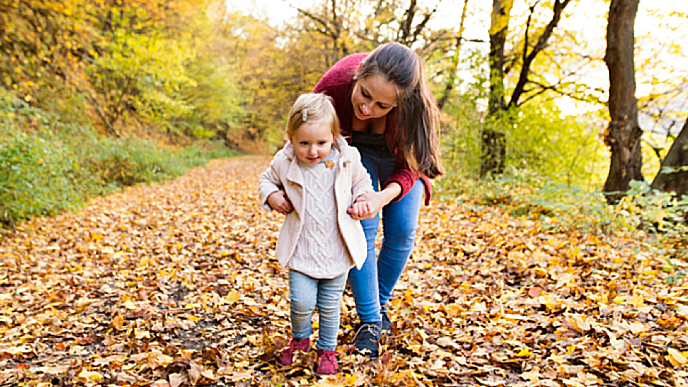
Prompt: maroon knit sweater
<box><xmin>312</xmin><ymin>53</ymin><xmax>432</xmax><ymax>205</ymax></box>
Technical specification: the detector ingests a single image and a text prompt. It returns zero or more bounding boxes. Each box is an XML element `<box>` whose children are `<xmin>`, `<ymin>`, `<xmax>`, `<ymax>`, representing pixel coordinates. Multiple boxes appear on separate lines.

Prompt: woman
<box><xmin>312</xmin><ymin>42</ymin><xmax>444</xmax><ymax>358</ymax></box>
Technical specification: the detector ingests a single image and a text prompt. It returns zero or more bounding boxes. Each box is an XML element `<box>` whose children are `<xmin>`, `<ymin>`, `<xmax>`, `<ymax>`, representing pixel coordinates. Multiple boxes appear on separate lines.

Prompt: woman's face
<box><xmin>351</xmin><ymin>74</ymin><xmax>397</xmax><ymax>121</ymax></box>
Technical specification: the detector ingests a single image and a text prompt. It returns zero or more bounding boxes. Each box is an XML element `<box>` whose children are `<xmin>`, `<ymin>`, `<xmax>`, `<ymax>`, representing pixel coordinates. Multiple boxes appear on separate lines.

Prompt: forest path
<box><xmin>0</xmin><ymin>156</ymin><xmax>686</xmax><ymax>387</ymax></box>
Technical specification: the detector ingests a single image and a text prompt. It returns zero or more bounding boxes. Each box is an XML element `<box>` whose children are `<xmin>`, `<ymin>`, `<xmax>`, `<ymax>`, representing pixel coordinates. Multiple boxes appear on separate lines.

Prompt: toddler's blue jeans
<box><xmin>348</xmin><ymin>146</ymin><xmax>423</xmax><ymax>323</ymax></box>
<box><xmin>289</xmin><ymin>270</ymin><xmax>348</xmax><ymax>351</ymax></box>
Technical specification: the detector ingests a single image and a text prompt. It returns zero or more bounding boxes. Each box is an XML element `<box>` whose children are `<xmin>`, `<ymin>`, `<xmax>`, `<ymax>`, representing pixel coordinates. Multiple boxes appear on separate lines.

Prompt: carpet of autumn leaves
<box><xmin>0</xmin><ymin>156</ymin><xmax>687</xmax><ymax>387</ymax></box>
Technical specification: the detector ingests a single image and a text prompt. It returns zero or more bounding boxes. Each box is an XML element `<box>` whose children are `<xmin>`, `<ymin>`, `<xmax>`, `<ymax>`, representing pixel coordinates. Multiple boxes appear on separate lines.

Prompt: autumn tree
<box><xmin>0</xmin><ymin>0</ymin><xmax>99</xmax><ymax>104</ymax></box>
<box><xmin>79</xmin><ymin>0</ymin><xmax>248</xmax><ymax>140</ymax></box>
<box><xmin>481</xmin><ymin>0</ymin><xmax>573</xmax><ymax>177</ymax></box>
<box><xmin>602</xmin><ymin>0</ymin><xmax>642</xmax><ymax>203</ymax></box>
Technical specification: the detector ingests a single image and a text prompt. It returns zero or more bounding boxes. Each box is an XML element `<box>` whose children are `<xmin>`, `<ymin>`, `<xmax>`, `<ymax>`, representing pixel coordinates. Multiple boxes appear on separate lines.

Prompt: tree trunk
<box><xmin>481</xmin><ymin>0</ymin><xmax>512</xmax><ymax>177</ymax></box>
<box><xmin>602</xmin><ymin>0</ymin><xmax>643</xmax><ymax>203</ymax></box>
<box><xmin>437</xmin><ymin>0</ymin><xmax>469</xmax><ymax>111</ymax></box>
<box><xmin>651</xmin><ymin>120</ymin><xmax>688</xmax><ymax>197</ymax></box>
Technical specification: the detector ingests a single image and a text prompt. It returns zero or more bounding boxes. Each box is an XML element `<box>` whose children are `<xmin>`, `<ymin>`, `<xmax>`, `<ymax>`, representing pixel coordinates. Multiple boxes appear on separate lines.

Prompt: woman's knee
<box><xmin>360</xmin><ymin>217</ymin><xmax>379</xmax><ymax>242</ymax></box>
<box><xmin>384</xmin><ymin>219</ymin><xmax>418</xmax><ymax>245</ymax></box>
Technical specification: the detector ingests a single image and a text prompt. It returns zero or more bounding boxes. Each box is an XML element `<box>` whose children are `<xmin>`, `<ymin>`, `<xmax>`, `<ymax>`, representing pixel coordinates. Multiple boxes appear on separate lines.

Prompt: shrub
<box><xmin>0</xmin><ymin>91</ymin><xmax>239</xmax><ymax>227</ymax></box>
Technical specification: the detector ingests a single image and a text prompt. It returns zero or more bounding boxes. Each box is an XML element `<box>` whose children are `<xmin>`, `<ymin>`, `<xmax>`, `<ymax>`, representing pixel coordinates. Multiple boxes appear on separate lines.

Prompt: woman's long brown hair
<box><xmin>356</xmin><ymin>42</ymin><xmax>444</xmax><ymax>179</ymax></box>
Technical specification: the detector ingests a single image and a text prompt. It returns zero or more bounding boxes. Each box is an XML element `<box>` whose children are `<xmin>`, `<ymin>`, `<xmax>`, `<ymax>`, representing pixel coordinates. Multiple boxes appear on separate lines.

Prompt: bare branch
<box><xmin>295</xmin><ymin>7</ymin><xmax>336</xmax><ymax>38</ymax></box>
<box><xmin>508</xmin><ymin>0</ymin><xmax>572</xmax><ymax>109</ymax></box>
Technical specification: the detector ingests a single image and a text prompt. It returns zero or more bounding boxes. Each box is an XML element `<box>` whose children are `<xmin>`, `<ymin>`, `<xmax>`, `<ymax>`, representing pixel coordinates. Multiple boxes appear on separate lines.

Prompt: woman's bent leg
<box><xmin>347</xmin><ymin>146</ymin><xmax>383</xmax><ymax>357</ymax></box>
<box><xmin>315</xmin><ymin>273</ymin><xmax>348</xmax><ymax>351</ymax></box>
<box><xmin>348</xmin><ymin>147</ymin><xmax>381</xmax><ymax>323</ymax></box>
<box><xmin>377</xmin><ymin>180</ymin><xmax>423</xmax><ymax>306</ymax></box>
<box><xmin>347</xmin><ymin>214</ymin><xmax>381</xmax><ymax>323</ymax></box>
<box><xmin>289</xmin><ymin>270</ymin><xmax>318</xmax><ymax>340</ymax></box>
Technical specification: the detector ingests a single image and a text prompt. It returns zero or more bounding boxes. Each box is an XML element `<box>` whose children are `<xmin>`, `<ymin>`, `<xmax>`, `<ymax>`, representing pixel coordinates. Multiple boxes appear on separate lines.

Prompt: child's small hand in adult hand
<box><xmin>348</xmin><ymin>198</ymin><xmax>372</xmax><ymax>220</ymax></box>
<box><xmin>267</xmin><ymin>190</ymin><xmax>294</xmax><ymax>214</ymax></box>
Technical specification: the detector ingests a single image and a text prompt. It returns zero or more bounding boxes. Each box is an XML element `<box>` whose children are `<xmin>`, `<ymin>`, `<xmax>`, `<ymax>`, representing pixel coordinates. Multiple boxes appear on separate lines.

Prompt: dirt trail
<box><xmin>0</xmin><ymin>156</ymin><xmax>685</xmax><ymax>387</ymax></box>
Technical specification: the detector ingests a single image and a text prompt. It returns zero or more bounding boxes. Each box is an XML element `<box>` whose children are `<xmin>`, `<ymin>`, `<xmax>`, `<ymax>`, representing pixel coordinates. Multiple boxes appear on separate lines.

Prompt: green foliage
<box><xmin>437</xmin><ymin>167</ymin><xmax>612</xmax><ymax>234</ymax></box>
<box><xmin>81</xmin><ymin>3</ymin><xmax>249</xmax><ymax>141</ymax></box>
<box><xmin>0</xmin><ymin>94</ymin><xmax>239</xmax><ymax>227</ymax></box>
<box><xmin>86</xmin><ymin>30</ymin><xmax>196</xmax><ymax>132</ymax></box>
<box><xmin>439</xmin><ymin>57</ymin><xmax>608</xmax><ymax>193</ymax></box>
<box><xmin>0</xmin><ymin>131</ymin><xmax>86</xmax><ymax>226</ymax></box>
<box><xmin>505</xmin><ymin>102</ymin><xmax>609</xmax><ymax>189</ymax></box>
<box><xmin>437</xmin><ymin>49</ymin><xmax>489</xmax><ymax>183</ymax></box>
<box><xmin>610</xmin><ymin>180</ymin><xmax>688</xmax><ymax>238</ymax></box>
<box><xmin>436</xmin><ymin>169</ymin><xmax>687</xmax><ymax>256</ymax></box>
<box><xmin>663</xmin><ymin>257</ymin><xmax>686</xmax><ymax>285</ymax></box>
<box><xmin>179</xmin><ymin>51</ymin><xmax>249</xmax><ymax>137</ymax></box>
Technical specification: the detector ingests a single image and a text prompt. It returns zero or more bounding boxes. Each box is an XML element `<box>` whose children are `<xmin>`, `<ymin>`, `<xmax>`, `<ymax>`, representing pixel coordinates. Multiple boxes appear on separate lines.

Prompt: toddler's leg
<box><xmin>289</xmin><ymin>270</ymin><xmax>318</xmax><ymax>340</ymax></box>
<box><xmin>315</xmin><ymin>272</ymin><xmax>348</xmax><ymax>351</ymax></box>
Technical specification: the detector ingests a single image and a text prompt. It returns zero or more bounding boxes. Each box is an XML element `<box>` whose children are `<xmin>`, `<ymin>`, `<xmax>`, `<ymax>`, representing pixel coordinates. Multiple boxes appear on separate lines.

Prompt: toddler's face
<box><xmin>291</xmin><ymin>119</ymin><xmax>334</xmax><ymax>164</ymax></box>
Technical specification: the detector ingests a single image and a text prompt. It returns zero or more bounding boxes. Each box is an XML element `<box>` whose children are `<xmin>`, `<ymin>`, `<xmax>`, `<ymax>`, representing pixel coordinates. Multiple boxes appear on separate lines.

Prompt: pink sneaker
<box><xmin>316</xmin><ymin>349</ymin><xmax>339</xmax><ymax>375</ymax></box>
<box><xmin>277</xmin><ymin>337</ymin><xmax>311</xmax><ymax>366</ymax></box>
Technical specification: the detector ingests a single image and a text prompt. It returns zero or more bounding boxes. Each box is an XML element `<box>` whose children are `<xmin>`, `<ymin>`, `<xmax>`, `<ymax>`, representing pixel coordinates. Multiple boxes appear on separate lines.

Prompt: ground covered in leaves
<box><xmin>0</xmin><ymin>156</ymin><xmax>687</xmax><ymax>387</ymax></box>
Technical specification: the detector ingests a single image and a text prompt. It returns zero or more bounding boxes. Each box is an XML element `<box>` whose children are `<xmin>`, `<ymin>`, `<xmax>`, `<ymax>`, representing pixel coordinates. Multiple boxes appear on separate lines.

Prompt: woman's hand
<box><xmin>348</xmin><ymin>198</ymin><xmax>372</xmax><ymax>220</ymax></box>
<box><xmin>347</xmin><ymin>183</ymin><xmax>401</xmax><ymax>220</ymax></box>
<box><xmin>267</xmin><ymin>190</ymin><xmax>294</xmax><ymax>214</ymax></box>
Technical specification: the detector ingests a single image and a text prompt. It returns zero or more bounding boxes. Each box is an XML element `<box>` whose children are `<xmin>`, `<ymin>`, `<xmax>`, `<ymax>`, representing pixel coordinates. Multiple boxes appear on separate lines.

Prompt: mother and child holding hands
<box><xmin>258</xmin><ymin>42</ymin><xmax>444</xmax><ymax>375</ymax></box>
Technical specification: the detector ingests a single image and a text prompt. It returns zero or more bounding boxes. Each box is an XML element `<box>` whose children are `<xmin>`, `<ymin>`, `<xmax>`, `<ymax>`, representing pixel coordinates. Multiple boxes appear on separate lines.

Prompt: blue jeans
<box><xmin>348</xmin><ymin>146</ymin><xmax>423</xmax><ymax>322</ymax></box>
<box><xmin>289</xmin><ymin>270</ymin><xmax>348</xmax><ymax>351</ymax></box>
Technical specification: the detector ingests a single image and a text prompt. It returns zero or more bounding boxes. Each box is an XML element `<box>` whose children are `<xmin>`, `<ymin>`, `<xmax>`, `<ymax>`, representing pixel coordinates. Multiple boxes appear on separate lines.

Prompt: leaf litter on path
<box><xmin>0</xmin><ymin>156</ymin><xmax>686</xmax><ymax>386</ymax></box>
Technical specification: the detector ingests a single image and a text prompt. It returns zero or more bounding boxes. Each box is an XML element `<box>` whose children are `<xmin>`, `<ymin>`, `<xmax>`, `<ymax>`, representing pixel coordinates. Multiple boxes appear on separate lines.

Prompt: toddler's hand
<box><xmin>348</xmin><ymin>199</ymin><xmax>372</xmax><ymax>220</ymax></box>
<box><xmin>267</xmin><ymin>190</ymin><xmax>294</xmax><ymax>214</ymax></box>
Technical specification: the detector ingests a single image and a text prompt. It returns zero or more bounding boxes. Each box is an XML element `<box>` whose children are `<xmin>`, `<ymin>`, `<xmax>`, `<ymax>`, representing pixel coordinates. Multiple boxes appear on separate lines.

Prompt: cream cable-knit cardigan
<box><xmin>289</xmin><ymin>149</ymin><xmax>350</xmax><ymax>278</ymax></box>
<box><xmin>258</xmin><ymin>137</ymin><xmax>373</xmax><ymax>273</ymax></box>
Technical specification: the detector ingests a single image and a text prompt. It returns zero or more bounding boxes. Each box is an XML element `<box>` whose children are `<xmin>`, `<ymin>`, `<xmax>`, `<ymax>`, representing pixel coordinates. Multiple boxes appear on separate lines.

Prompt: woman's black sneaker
<box><xmin>352</xmin><ymin>322</ymin><xmax>381</xmax><ymax>358</ymax></box>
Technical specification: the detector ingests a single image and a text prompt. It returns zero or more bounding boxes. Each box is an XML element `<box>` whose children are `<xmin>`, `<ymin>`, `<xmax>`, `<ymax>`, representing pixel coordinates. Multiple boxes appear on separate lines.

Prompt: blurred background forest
<box><xmin>0</xmin><ymin>0</ymin><xmax>686</xmax><ymax>248</ymax></box>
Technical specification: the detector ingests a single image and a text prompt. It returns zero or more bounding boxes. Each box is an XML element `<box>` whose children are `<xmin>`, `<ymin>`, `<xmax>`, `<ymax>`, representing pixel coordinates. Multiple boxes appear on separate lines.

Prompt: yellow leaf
<box><xmin>344</xmin><ymin>374</ymin><xmax>358</xmax><ymax>386</ymax></box>
<box><xmin>135</xmin><ymin>328</ymin><xmax>150</xmax><ymax>339</ymax></box>
<box><xmin>516</xmin><ymin>348</ymin><xmax>531</xmax><ymax>357</ymax></box>
<box><xmin>77</xmin><ymin>371</ymin><xmax>103</xmax><ymax>382</ymax></box>
<box><xmin>667</xmin><ymin>348</ymin><xmax>687</xmax><ymax>367</ymax></box>
<box><xmin>628</xmin><ymin>294</ymin><xmax>645</xmax><ymax>308</ymax></box>
<box><xmin>124</xmin><ymin>299</ymin><xmax>137</xmax><ymax>310</ymax></box>
<box><xmin>111</xmin><ymin>315</ymin><xmax>124</xmax><ymax>330</ymax></box>
<box><xmin>224</xmin><ymin>290</ymin><xmax>239</xmax><ymax>304</ymax></box>
<box><xmin>676</xmin><ymin>304</ymin><xmax>688</xmax><ymax>317</ymax></box>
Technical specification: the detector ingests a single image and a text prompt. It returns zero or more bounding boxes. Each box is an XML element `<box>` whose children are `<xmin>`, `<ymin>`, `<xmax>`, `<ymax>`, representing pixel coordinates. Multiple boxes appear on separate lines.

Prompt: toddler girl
<box><xmin>258</xmin><ymin>93</ymin><xmax>373</xmax><ymax>375</ymax></box>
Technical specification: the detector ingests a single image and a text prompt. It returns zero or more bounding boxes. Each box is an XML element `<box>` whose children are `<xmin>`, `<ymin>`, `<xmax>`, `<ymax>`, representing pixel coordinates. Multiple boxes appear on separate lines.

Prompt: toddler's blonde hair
<box><xmin>285</xmin><ymin>93</ymin><xmax>341</xmax><ymax>141</ymax></box>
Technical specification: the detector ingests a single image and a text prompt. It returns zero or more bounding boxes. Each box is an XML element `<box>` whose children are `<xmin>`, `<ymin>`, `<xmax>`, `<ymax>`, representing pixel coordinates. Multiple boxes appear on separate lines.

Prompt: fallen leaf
<box><xmin>667</xmin><ymin>348</ymin><xmax>687</xmax><ymax>367</ymax></box>
<box><xmin>528</xmin><ymin>286</ymin><xmax>542</xmax><ymax>297</ymax></box>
